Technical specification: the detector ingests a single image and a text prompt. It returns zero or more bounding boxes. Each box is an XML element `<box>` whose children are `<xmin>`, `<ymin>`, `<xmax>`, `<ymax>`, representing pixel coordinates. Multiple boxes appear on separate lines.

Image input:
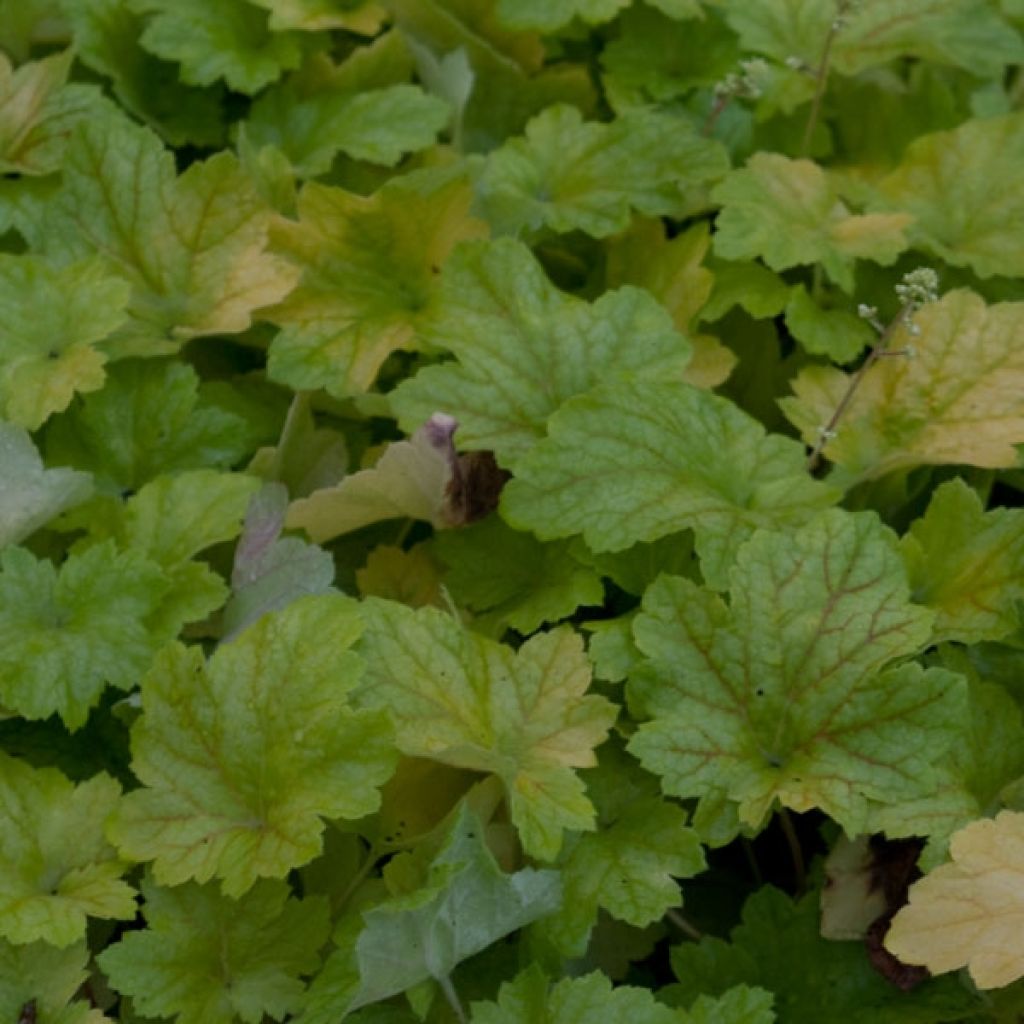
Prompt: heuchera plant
<box><xmin>5</xmin><ymin>0</ymin><xmax>1024</xmax><ymax>1020</ymax></box>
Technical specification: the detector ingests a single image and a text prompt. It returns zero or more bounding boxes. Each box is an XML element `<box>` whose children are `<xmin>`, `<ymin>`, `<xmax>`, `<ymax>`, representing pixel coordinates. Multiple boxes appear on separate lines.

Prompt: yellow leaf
<box><xmin>781</xmin><ymin>289</ymin><xmax>1024</xmax><ymax>482</ymax></box>
<box><xmin>885</xmin><ymin>810</ymin><xmax>1024</xmax><ymax>988</ymax></box>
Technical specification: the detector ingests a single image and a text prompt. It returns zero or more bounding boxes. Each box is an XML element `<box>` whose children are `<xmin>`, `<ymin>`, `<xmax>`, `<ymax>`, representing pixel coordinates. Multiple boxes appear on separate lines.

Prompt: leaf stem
<box><xmin>333</xmin><ymin>841</ymin><xmax>380</xmax><ymax>915</ymax></box>
<box><xmin>269</xmin><ymin>390</ymin><xmax>312</xmax><ymax>483</ymax></box>
<box><xmin>666</xmin><ymin>908</ymin><xmax>703</xmax><ymax>941</ymax></box>
<box><xmin>778</xmin><ymin>808</ymin><xmax>806</xmax><ymax>894</ymax></box>
<box><xmin>805</xmin><ymin>303</ymin><xmax>910</xmax><ymax>474</ymax></box>
<box><xmin>438</xmin><ymin>974</ymin><xmax>468</xmax><ymax>1024</ymax></box>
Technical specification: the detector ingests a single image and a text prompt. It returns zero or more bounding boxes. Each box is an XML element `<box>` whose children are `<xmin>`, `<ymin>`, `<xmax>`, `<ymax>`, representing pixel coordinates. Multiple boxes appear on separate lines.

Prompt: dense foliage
<box><xmin>5</xmin><ymin>0</ymin><xmax>1024</xmax><ymax>1021</ymax></box>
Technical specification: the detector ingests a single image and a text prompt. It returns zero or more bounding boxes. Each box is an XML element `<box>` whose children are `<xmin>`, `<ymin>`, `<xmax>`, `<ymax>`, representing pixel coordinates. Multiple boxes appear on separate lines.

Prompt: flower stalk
<box><xmin>805</xmin><ymin>268</ymin><xmax>939</xmax><ymax>474</ymax></box>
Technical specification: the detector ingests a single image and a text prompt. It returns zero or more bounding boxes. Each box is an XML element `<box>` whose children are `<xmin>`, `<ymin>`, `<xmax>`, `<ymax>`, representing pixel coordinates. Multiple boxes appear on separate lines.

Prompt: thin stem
<box><xmin>438</xmin><ymin>974</ymin><xmax>468</xmax><ymax>1024</ymax></box>
<box><xmin>778</xmin><ymin>808</ymin><xmax>806</xmax><ymax>894</ymax></box>
<box><xmin>805</xmin><ymin>305</ymin><xmax>910</xmax><ymax>474</ymax></box>
<box><xmin>742</xmin><ymin>837</ymin><xmax>763</xmax><ymax>886</ymax></box>
<box><xmin>703</xmin><ymin>93</ymin><xmax>730</xmax><ymax>137</ymax></box>
<box><xmin>333</xmin><ymin>842</ymin><xmax>379</xmax><ymax>915</ymax></box>
<box><xmin>800</xmin><ymin>4</ymin><xmax>849</xmax><ymax>156</ymax></box>
<box><xmin>666</xmin><ymin>908</ymin><xmax>703</xmax><ymax>941</ymax></box>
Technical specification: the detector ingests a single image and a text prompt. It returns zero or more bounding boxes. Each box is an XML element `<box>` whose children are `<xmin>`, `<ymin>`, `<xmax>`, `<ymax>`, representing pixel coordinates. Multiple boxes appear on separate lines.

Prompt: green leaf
<box><xmin>783</xmin><ymin>285</ymin><xmax>874</xmax><ymax>364</ymax></box>
<box><xmin>628</xmin><ymin>510</ymin><xmax>966</xmax><ymax>834</ymax></box>
<box><xmin>61</xmin><ymin>0</ymin><xmax>227</xmax><ymax>148</ymax></box>
<box><xmin>601</xmin><ymin>6</ymin><xmax>739</xmax><ymax>108</ymax></box>
<box><xmin>246</xmin><ymin>44</ymin><xmax>451</xmax><ymax>179</ymax></box>
<box><xmin>0</xmin><ymin>754</ymin><xmax>134</xmax><ymax>946</ymax></box>
<box><xmin>721</xmin><ymin>0</ymin><xmax>1024</xmax><ymax>79</ymax></box>
<box><xmin>469</xmin><ymin>965</ymin><xmax>693</xmax><ymax>1024</ymax></box>
<box><xmin>668</xmin><ymin>885</ymin><xmax>967</xmax><ymax>1024</ymax></box>
<box><xmin>476</xmin><ymin>104</ymin><xmax>727</xmax><ymax>238</ymax></box>
<box><xmin>98</xmin><ymin>876</ymin><xmax>329</xmax><ymax>1024</ymax></box>
<box><xmin>307</xmin><ymin>806</ymin><xmax>561</xmax><ymax>1020</ymax></box>
<box><xmin>781</xmin><ymin>290</ymin><xmax>1024</xmax><ymax>483</ymax></box>
<box><xmin>712</xmin><ymin>154</ymin><xmax>910</xmax><ymax>292</ymax></box>
<box><xmin>134</xmin><ymin>0</ymin><xmax>306</xmax><ymax>94</ymax></box>
<box><xmin>542</xmin><ymin>744</ymin><xmax>706</xmax><ymax>956</ymax></box>
<box><xmin>872</xmin><ymin>111</ymin><xmax>1024</xmax><ymax>279</ymax></box>
<box><xmin>246</xmin><ymin>0</ymin><xmax>387</xmax><ymax>32</ymax></box>
<box><xmin>358</xmin><ymin>600</ymin><xmax>618</xmax><ymax>860</ymax></box>
<box><xmin>434</xmin><ymin>515</ymin><xmax>603</xmax><ymax>635</ymax></box>
<box><xmin>497</xmin><ymin>0</ymin><xmax>702</xmax><ymax>31</ymax></box>
<box><xmin>0</xmin><ymin>423</ymin><xmax>92</xmax><ymax>549</ymax></box>
<box><xmin>902</xmin><ymin>478</ymin><xmax>1024</xmax><ymax>644</ymax></box>
<box><xmin>37</xmin><ymin>114</ymin><xmax>298</xmax><ymax>358</ymax></box>
<box><xmin>500</xmin><ymin>378</ymin><xmax>836</xmax><ymax>590</ymax></box>
<box><xmin>0</xmin><ymin>255</ymin><xmax>130</xmax><ymax>431</ymax></box>
<box><xmin>0</xmin><ymin>937</ymin><xmax>107</xmax><ymax>1024</ymax></box>
<box><xmin>44</xmin><ymin>360</ymin><xmax>250</xmax><ymax>493</ymax></box>
<box><xmin>387</xmin><ymin>0</ymin><xmax>596</xmax><ymax>153</ymax></box>
<box><xmin>99</xmin><ymin>469</ymin><xmax>262</xmax><ymax>631</ymax></box>
<box><xmin>0</xmin><ymin>49</ymin><xmax>107</xmax><ymax>176</ymax></box>
<box><xmin>266</xmin><ymin>166</ymin><xmax>487</xmax><ymax>396</ymax></box>
<box><xmin>0</xmin><ymin>542</ymin><xmax>169</xmax><ymax>729</ymax></box>
<box><xmin>698</xmin><ymin>260</ymin><xmax>789</xmax><ymax>324</ymax></box>
<box><xmin>110</xmin><ymin>595</ymin><xmax>397</xmax><ymax>896</ymax></box>
<box><xmin>390</xmin><ymin>238</ymin><xmax>691</xmax><ymax>467</ymax></box>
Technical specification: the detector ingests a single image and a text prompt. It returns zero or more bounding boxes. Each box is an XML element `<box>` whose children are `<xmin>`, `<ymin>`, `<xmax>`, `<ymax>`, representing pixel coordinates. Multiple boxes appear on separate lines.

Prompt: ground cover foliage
<box><xmin>7</xmin><ymin>0</ymin><xmax>1024</xmax><ymax>1020</ymax></box>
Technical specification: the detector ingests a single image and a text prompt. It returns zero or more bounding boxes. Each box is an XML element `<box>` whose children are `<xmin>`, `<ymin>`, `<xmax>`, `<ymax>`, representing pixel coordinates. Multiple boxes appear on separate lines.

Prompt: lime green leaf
<box><xmin>628</xmin><ymin>510</ymin><xmax>966</xmax><ymax>834</ymax></box>
<box><xmin>470</xmin><ymin>966</ymin><xmax>691</xmax><ymax>1024</ymax></box>
<box><xmin>44</xmin><ymin>360</ymin><xmax>250</xmax><ymax>493</ymax></box>
<box><xmin>38</xmin><ymin>115</ymin><xmax>298</xmax><ymax>358</ymax></box>
<box><xmin>543</xmin><ymin>745</ymin><xmax>705</xmax><ymax>955</ymax></box>
<box><xmin>266</xmin><ymin>167</ymin><xmax>487</xmax><ymax>396</ymax></box>
<box><xmin>781</xmin><ymin>290</ymin><xmax>1024</xmax><ymax>483</ymax></box>
<box><xmin>0</xmin><ymin>49</ymin><xmax>107</xmax><ymax>176</ymax></box>
<box><xmin>110</xmin><ymin>596</ymin><xmax>396</xmax><ymax>896</ymax></box>
<box><xmin>784</xmin><ymin>285</ymin><xmax>874</xmax><ymax>364</ymax></box>
<box><xmin>134</xmin><ymin>0</ymin><xmax>305</xmax><ymax>94</ymax></box>
<box><xmin>223</xmin><ymin>483</ymin><xmax>336</xmax><ymax>641</ymax></box>
<box><xmin>0</xmin><ymin>542</ymin><xmax>169</xmax><ymax>729</ymax></box>
<box><xmin>500</xmin><ymin>378</ymin><xmax>835</xmax><ymax>590</ymax></box>
<box><xmin>113</xmin><ymin>469</ymin><xmax>260</xmax><ymax>570</ymax></box>
<box><xmin>683</xmin><ymin>986</ymin><xmax>776</xmax><ymax>1024</ymax></box>
<box><xmin>0</xmin><ymin>938</ymin><xmax>107</xmax><ymax>1024</ymax></box>
<box><xmin>0</xmin><ymin>424</ymin><xmax>92</xmax><ymax>549</ymax></box>
<box><xmin>308</xmin><ymin>806</ymin><xmax>561</xmax><ymax>1020</ymax></box>
<box><xmin>721</xmin><ymin>0</ymin><xmax>1024</xmax><ymax>77</ymax></box>
<box><xmin>699</xmin><ymin>260</ymin><xmax>789</xmax><ymax>323</ymax></box>
<box><xmin>356</xmin><ymin>544</ymin><xmax>444</xmax><ymax>608</ymax></box>
<box><xmin>868</xmin><ymin>676</ymin><xmax>1024</xmax><ymax>869</ymax></box>
<box><xmin>359</xmin><ymin>601</ymin><xmax>618</xmax><ymax>860</ymax></box>
<box><xmin>286</xmin><ymin>414</ymin><xmax>460</xmax><ymax>542</ymax></box>
<box><xmin>903</xmin><ymin>478</ymin><xmax>1024</xmax><ymax>644</ymax></box>
<box><xmin>98</xmin><ymin>876</ymin><xmax>329</xmax><ymax>1024</ymax></box>
<box><xmin>102</xmin><ymin>469</ymin><xmax>262</xmax><ymax>632</ymax></box>
<box><xmin>434</xmin><ymin>515</ymin><xmax>603</xmax><ymax>635</ymax></box>
<box><xmin>390</xmin><ymin>238</ymin><xmax>691</xmax><ymax>466</ymax></box>
<box><xmin>477</xmin><ymin>105</ymin><xmax>727</xmax><ymax>238</ymax></box>
<box><xmin>61</xmin><ymin>0</ymin><xmax>227</xmax><ymax>148</ymax></box>
<box><xmin>0</xmin><ymin>255</ymin><xmax>130</xmax><ymax>431</ymax></box>
<box><xmin>872</xmin><ymin>111</ymin><xmax>1024</xmax><ymax>279</ymax></box>
<box><xmin>712</xmin><ymin>154</ymin><xmax>910</xmax><ymax>292</ymax></box>
<box><xmin>0</xmin><ymin>754</ymin><xmax>134</xmax><ymax>947</ymax></box>
<box><xmin>585</xmin><ymin>615</ymin><xmax>641</xmax><ymax>684</ymax></box>
<box><xmin>246</xmin><ymin>73</ymin><xmax>450</xmax><ymax>177</ymax></box>
<box><xmin>604</xmin><ymin>220</ymin><xmax>733</xmax><ymax>388</ymax></box>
